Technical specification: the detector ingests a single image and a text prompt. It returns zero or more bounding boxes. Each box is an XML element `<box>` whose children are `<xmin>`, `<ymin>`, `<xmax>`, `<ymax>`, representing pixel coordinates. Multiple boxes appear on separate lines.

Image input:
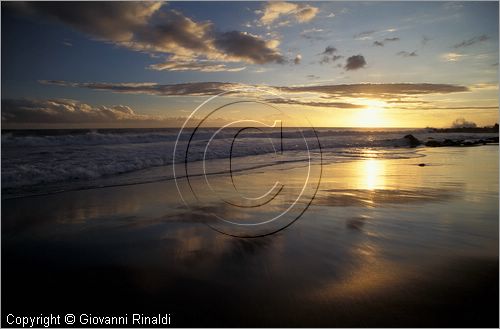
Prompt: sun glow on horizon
<box><xmin>353</xmin><ymin>99</ymin><xmax>390</xmax><ymax>128</ymax></box>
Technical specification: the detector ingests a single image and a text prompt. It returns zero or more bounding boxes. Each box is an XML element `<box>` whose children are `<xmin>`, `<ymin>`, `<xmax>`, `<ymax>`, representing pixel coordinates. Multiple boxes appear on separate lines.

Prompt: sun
<box><xmin>354</xmin><ymin>99</ymin><xmax>388</xmax><ymax>128</ymax></box>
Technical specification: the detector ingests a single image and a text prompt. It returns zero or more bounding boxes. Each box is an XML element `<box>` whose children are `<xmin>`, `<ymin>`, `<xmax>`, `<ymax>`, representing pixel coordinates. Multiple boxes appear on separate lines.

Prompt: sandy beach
<box><xmin>2</xmin><ymin>145</ymin><xmax>498</xmax><ymax>327</ymax></box>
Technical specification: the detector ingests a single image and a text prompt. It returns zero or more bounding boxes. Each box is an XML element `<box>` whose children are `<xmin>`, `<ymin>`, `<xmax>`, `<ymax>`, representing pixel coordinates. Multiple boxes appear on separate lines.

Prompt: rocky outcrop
<box><xmin>424</xmin><ymin>136</ymin><xmax>499</xmax><ymax>147</ymax></box>
<box><xmin>403</xmin><ymin>134</ymin><xmax>421</xmax><ymax>147</ymax></box>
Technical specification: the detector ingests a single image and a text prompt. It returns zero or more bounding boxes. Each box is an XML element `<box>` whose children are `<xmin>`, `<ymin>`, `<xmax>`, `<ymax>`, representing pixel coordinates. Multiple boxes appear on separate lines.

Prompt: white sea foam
<box><xmin>2</xmin><ymin>128</ymin><xmax>497</xmax><ymax>197</ymax></box>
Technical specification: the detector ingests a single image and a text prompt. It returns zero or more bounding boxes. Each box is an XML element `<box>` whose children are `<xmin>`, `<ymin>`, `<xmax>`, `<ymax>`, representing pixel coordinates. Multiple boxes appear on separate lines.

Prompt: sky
<box><xmin>1</xmin><ymin>1</ymin><xmax>499</xmax><ymax>128</ymax></box>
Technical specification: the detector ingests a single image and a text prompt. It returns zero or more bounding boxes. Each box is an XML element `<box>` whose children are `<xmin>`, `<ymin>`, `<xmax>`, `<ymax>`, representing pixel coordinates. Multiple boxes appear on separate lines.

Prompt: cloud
<box><xmin>385</xmin><ymin>37</ymin><xmax>400</xmax><ymax>42</ymax></box>
<box><xmin>259</xmin><ymin>2</ymin><xmax>319</xmax><ymax>26</ymax></box>
<box><xmin>451</xmin><ymin>118</ymin><xmax>477</xmax><ymax>128</ymax></box>
<box><xmin>318</xmin><ymin>46</ymin><xmax>343</xmax><ymax>64</ymax></box>
<box><xmin>294</xmin><ymin>54</ymin><xmax>302</xmax><ymax>65</ymax></box>
<box><xmin>441</xmin><ymin>52</ymin><xmax>464</xmax><ymax>62</ymax></box>
<box><xmin>373</xmin><ymin>37</ymin><xmax>400</xmax><ymax>46</ymax></box>
<box><xmin>1</xmin><ymin>98</ymin><xmax>153</xmax><ymax>124</ymax></box>
<box><xmin>14</xmin><ymin>2</ymin><xmax>163</xmax><ymax>41</ymax></box>
<box><xmin>354</xmin><ymin>30</ymin><xmax>376</xmax><ymax>40</ymax></box>
<box><xmin>320</xmin><ymin>55</ymin><xmax>343</xmax><ymax>64</ymax></box>
<box><xmin>1</xmin><ymin>98</ymin><xmax>229</xmax><ymax>128</ymax></box>
<box><xmin>453</xmin><ymin>34</ymin><xmax>489</xmax><ymax>48</ymax></box>
<box><xmin>214</xmin><ymin>31</ymin><xmax>285</xmax><ymax>64</ymax></box>
<box><xmin>300</xmin><ymin>28</ymin><xmax>326</xmax><ymax>40</ymax></box>
<box><xmin>280</xmin><ymin>83</ymin><xmax>469</xmax><ymax>97</ymax></box>
<box><xmin>148</xmin><ymin>60</ymin><xmax>246</xmax><ymax>72</ymax></box>
<box><xmin>62</xmin><ymin>40</ymin><xmax>72</xmax><ymax>47</ymax></box>
<box><xmin>12</xmin><ymin>2</ymin><xmax>285</xmax><ymax>66</ymax></box>
<box><xmin>443</xmin><ymin>2</ymin><xmax>464</xmax><ymax>11</ymax></box>
<box><xmin>397</xmin><ymin>50</ymin><xmax>417</xmax><ymax>57</ymax></box>
<box><xmin>265</xmin><ymin>98</ymin><xmax>366</xmax><ymax>109</ymax></box>
<box><xmin>321</xmin><ymin>46</ymin><xmax>337</xmax><ymax>55</ymax></box>
<box><xmin>354</xmin><ymin>28</ymin><xmax>397</xmax><ymax>41</ymax></box>
<box><xmin>41</xmin><ymin>80</ymin><xmax>469</xmax><ymax>98</ymax></box>
<box><xmin>344</xmin><ymin>55</ymin><xmax>366</xmax><ymax>70</ymax></box>
<box><xmin>39</xmin><ymin>80</ymin><xmax>245</xmax><ymax>96</ymax></box>
<box><xmin>306</xmin><ymin>74</ymin><xmax>320</xmax><ymax>80</ymax></box>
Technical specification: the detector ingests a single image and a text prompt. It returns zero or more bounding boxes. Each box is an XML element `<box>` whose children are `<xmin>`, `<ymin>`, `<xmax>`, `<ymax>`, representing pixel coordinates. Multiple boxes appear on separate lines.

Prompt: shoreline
<box><xmin>2</xmin><ymin>144</ymin><xmax>498</xmax><ymax>327</ymax></box>
<box><xmin>2</xmin><ymin>141</ymin><xmax>497</xmax><ymax>201</ymax></box>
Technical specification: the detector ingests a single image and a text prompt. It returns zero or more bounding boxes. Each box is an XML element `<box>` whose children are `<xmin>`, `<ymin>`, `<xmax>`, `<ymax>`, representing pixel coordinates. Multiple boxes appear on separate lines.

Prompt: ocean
<box><xmin>2</xmin><ymin>127</ymin><xmax>497</xmax><ymax>199</ymax></box>
<box><xmin>1</xmin><ymin>127</ymin><xmax>498</xmax><ymax>326</ymax></box>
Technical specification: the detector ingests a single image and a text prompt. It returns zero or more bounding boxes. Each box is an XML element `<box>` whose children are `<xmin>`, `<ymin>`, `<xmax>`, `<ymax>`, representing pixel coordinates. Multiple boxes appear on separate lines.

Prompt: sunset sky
<box><xmin>1</xmin><ymin>1</ymin><xmax>499</xmax><ymax>128</ymax></box>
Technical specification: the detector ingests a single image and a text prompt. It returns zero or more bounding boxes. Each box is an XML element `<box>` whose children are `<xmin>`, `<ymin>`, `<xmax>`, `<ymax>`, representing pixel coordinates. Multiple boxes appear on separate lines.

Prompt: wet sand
<box><xmin>2</xmin><ymin>146</ymin><xmax>498</xmax><ymax>327</ymax></box>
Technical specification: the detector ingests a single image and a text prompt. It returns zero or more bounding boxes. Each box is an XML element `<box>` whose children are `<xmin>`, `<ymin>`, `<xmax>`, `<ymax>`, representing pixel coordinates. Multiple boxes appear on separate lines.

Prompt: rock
<box><xmin>423</xmin><ymin>136</ymin><xmax>498</xmax><ymax>147</ymax></box>
<box><xmin>425</xmin><ymin>140</ymin><xmax>442</xmax><ymax>147</ymax></box>
<box><xmin>403</xmin><ymin>134</ymin><xmax>421</xmax><ymax>147</ymax></box>
<box><xmin>442</xmin><ymin>139</ymin><xmax>459</xmax><ymax>146</ymax></box>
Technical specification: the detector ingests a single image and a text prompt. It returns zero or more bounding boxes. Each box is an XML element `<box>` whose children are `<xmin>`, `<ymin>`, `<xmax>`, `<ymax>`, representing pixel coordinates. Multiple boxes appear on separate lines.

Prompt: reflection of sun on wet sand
<box><xmin>2</xmin><ymin>146</ymin><xmax>498</xmax><ymax>327</ymax></box>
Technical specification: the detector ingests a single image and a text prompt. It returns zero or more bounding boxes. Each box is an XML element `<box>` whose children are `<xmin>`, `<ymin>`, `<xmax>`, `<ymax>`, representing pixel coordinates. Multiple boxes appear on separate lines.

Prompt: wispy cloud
<box><xmin>300</xmin><ymin>28</ymin><xmax>326</xmax><ymax>40</ymax></box>
<box><xmin>318</xmin><ymin>46</ymin><xmax>343</xmax><ymax>64</ymax></box>
<box><xmin>397</xmin><ymin>50</ymin><xmax>417</xmax><ymax>57</ymax></box>
<box><xmin>354</xmin><ymin>28</ymin><xmax>397</xmax><ymax>40</ymax></box>
<box><xmin>266</xmin><ymin>98</ymin><xmax>366</xmax><ymax>109</ymax></box>
<box><xmin>373</xmin><ymin>37</ymin><xmax>400</xmax><ymax>47</ymax></box>
<box><xmin>148</xmin><ymin>60</ymin><xmax>246</xmax><ymax>72</ymax></box>
<box><xmin>453</xmin><ymin>34</ymin><xmax>489</xmax><ymax>48</ymax></box>
<box><xmin>441</xmin><ymin>52</ymin><xmax>465</xmax><ymax>62</ymax></box>
<box><xmin>40</xmin><ymin>80</ymin><xmax>469</xmax><ymax>98</ymax></box>
<box><xmin>354</xmin><ymin>30</ymin><xmax>376</xmax><ymax>40</ymax></box>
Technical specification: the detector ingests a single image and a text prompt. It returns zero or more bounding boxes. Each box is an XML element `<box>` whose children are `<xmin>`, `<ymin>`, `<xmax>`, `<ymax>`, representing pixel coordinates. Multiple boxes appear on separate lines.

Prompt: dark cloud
<box><xmin>10</xmin><ymin>2</ymin><xmax>162</xmax><ymax>41</ymax></box>
<box><xmin>453</xmin><ymin>35</ymin><xmax>489</xmax><ymax>48</ymax></box>
<box><xmin>319</xmin><ymin>46</ymin><xmax>342</xmax><ymax>64</ymax></box>
<box><xmin>344</xmin><ymin>55</ymin><xmax>366</xmax><ymax>70</ymax></box>
<box><xmin>266</xmin><ymin>98</ymin><xmax>366</xmax><ymax>109</ymax></box>
<box><xmin>214</xmin><ymin>31</ymin><xmax>285</xmax><ymax>64</ymax></box>
<box><xmin>306</xmin><ymin>74</ymin><xmax>320</xmax><ymax>80</ymax></box>
<box><xmin>280</xmin><ymin>83</ymin><xmax>469</xmax><ymax>97</ymax></box>
<box><xmin>397</xmin><ymin>50</ymin><xmax>418</xmax><ymax>57</ymax></box>
<box><xmin>41</xmin><ymin>80</ymin><xmax>469</xmax><ymax>98</ymax></box>
<box><xmin>148</xmin><ymin>61</ymin><xmax>246</xmax><ymax>72</ymax></box>
<box><xmin>132</xmin><ymin>9</ymin><xmax>214</xmax><ymax>55</ymax></box>
<box><xmin>39</xmin><ymin>80</ymin><xmax>243</xmax><ymax>96</ymax></box>
<box><xmin>320</xmin><ymin>55</ymin><xmax>343</xmax><ymax>64</ymax></box>
<box><xmin>9</xmin><ymin>2</ymin><xmax>284</xmax><ymax>66</ymax></box>
<box><xmin>321</xmin><ymin>46</ymin><xmax>337</xmax><ymax>55</ymax></box>
<box><xmin>373</xmin><ymin>37</ymin><xmax>400</xmax><ymax>47</ymax></box>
